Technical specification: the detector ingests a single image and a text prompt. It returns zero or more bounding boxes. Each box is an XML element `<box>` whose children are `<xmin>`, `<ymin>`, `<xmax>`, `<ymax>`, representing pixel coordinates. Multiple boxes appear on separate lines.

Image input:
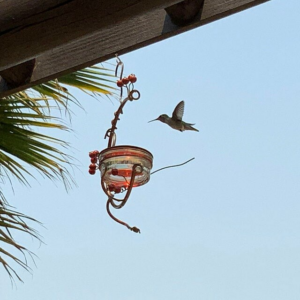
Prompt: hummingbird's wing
<box><xmin>172</xmin><ymin>101</ymin><xmax>185</xmax><ymax>121</ymax></box>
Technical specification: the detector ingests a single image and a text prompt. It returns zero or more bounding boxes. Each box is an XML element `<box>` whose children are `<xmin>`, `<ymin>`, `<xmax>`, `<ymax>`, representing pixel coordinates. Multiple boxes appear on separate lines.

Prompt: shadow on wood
<box><xmin>0</xmin><ymin>59</ymin><xmax>36</xmax><ymax>91</ymax></box>
<box><xmin>165</xmin><ymin>0</ymin><xmax>204</xmax><ymax>26</ymax></box>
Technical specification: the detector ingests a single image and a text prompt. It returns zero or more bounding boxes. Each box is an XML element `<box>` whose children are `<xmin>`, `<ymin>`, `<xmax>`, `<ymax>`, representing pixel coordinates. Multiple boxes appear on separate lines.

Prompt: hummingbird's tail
<box><xmin>187</xmin><ymin>125</ymin><xmax>199</xmax><ymax>132</ymax></box>
<box><xmin>185</xmin><ymin>123</ymin><xmax>199</xmax><ymax>132</ymax></box>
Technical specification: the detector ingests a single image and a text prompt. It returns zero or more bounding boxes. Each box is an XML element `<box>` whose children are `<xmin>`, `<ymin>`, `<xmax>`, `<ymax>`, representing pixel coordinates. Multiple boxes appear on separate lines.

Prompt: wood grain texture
<box><xmin>0</xmin><ymin>0</ymin><xmax>70</xmax><ymax>33</ymax></box>
<box><xmin>0</xmin><ymin>0</ymin><xmax>180</xmax><ymax>71</ymax></box>
<box><xmin>0</xmin><ymin>0</ymin><xmax>270</xmax><ymax>97</ymax></box>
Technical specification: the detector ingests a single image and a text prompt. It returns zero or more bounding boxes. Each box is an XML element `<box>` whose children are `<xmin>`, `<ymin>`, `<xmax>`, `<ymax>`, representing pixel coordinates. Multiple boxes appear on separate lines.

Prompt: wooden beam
<box><xmin>165</xmin><ymin>0</ymin><xmax>204</xmax><ymax>26</ymax></box>
<box><xmin>0</xmin><ymin>60</ymin><xmax>36</xmax><ymax>89</ymax></box>
<box><xmin>0</xmin><ymin>0</ymin><xmax>70</xmax><ymax>33</ymax></box>
<box><xmin>0</xmin><ymin>0</ymin><xmax>181</xmax><ymax>71</ymax></box>
<box><xmin>0</xmin><ymin>0</ymin><xmax>269</xmax><ymax>97</ymax></box>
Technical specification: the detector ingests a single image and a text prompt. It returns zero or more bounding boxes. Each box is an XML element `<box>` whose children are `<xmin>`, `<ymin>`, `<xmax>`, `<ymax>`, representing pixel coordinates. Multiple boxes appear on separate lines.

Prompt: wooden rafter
<box><xmin>0</xmin><ymin>0</ymin><xmax>269</xmax><ymax>97</ymax></box>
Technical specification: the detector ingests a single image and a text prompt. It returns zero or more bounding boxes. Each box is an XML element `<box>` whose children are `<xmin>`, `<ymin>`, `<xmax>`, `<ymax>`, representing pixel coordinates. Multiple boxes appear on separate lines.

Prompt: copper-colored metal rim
<box><xmin>99</xmin><ymin>145</ymin><xmax>153</xmax><ymax>167</ymax></box>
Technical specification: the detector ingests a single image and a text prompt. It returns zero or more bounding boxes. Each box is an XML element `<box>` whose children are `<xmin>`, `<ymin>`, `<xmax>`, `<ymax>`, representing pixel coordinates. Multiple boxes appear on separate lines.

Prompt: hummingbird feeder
<box><xmin>99</xmin><ymin>146</ymin><xmax>153</xmax><ymax>190</ymax></box>
<box><xmin>88</xmin><ymin>56</ymin><xmax>153</xmax><ymax>233</ymax></box>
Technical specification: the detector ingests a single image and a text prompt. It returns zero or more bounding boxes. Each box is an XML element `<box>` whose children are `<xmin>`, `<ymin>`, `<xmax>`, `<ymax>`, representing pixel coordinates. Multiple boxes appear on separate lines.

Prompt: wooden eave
<box><xmin>0</xmin><ymin>0</ymin><xmax>269</xmax><ymax>97</ymax></box>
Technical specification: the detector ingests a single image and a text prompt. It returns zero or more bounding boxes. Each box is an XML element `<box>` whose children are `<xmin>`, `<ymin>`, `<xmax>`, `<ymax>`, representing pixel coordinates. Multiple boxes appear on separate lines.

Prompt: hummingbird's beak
<box><xmin>148</xmin><ymin>118</ymin><xmax>158</xmax><ymax>123</ymax></box>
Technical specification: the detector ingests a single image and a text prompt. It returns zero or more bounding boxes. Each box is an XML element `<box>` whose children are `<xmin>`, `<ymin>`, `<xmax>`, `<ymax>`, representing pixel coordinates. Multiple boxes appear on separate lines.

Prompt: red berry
<box><xmin>108</xmin><ymin>184</ymin><xmax>115</xmax><ymax>192</ymax></box>
<box><xmin>117</xmin><ymin>80</ymin><xmax>124</xmax><ymax>87</ymax></box>
<box><xmin>111</xmin><ymin>169</ymin><xmax>118</xmax><ymax>176</ymax></box>
<box><xmin>91</xmin><ymin>157</ymin><xmax>97</xmax><ymax>163</ymax></box>
<box><xmin>89</xmin><ymin>150</ymin><xmax>99</xmax><ymax>158</ymax></box>
<box><xmin>114</xmin><ymin>187</ymin><xmax>121</xmax><ymax>194</ymax></box>
<box><xmin>122</xmin><ymin>77</ymin><xmax>129</xmax><ymax>85</ymax></box>
<box><xmin>89</xmin><ymin>164</ymin><xmax>97</xmax><ymax>170</ymax></box>
<box><xmin>128</xmin><ymin>74</ymin><xmax>137</xmax><ymax>83</ymax></box>
<box><xmin>89</xmin><ymin>151</ymin><xmax>96</xmax><ymax>158</ymax></box>
<box><xmin>89</xmin><ymin>169</ymin><xmax>96</xmax><ymax>175</ymax></box>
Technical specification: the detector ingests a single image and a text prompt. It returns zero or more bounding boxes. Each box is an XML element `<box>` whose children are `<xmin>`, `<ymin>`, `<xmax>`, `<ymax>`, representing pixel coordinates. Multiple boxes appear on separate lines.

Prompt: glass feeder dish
<box><xmin>99</xmin><ymin>145</ymin><xmax>153</xmax><ymax>190</ymax></box>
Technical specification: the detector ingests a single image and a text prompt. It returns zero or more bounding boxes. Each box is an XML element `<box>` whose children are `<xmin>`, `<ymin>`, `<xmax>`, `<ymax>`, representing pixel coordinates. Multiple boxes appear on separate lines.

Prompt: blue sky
<box><xmin>2</xmin><ymin>1</ymin><xmax>300</xmax><ymax>299</ymax></box>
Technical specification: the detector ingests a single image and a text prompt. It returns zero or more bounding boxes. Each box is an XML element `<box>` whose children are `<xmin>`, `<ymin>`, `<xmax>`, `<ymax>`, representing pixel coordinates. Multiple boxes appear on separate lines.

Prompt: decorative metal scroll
<box><xmin>102</xmin><ymin>55</ymin><xmax>142</xmax><ymax>233</ymax></box>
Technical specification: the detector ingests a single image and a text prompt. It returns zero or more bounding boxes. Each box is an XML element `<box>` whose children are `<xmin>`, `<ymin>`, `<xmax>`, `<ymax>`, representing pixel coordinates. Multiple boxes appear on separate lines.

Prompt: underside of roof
<box><xmin>0</xmin><ymin>0</ymin><xmax>269</xmax><ymax>97</ymax></box>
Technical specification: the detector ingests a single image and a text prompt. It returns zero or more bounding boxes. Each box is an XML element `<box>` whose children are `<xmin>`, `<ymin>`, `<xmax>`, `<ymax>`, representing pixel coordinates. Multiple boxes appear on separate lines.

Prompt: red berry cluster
<box><xmin>108</xmin><ymin>184</ymin><xmax>122</xmax><ymax>194</ymax></box>
<box><xmin>116</xmin><ymin>74</ymin><xmax>137</xmax><ymax>87</ymax></box>
<box><xmin>88</xmin><ymin>150</ymin><xmax>99</xmax><ymax>175</ymax></box>
<box><xmin>107</xmin><ymin>169</ymin><xmax>122</xmax><ymax>193</ymax></box>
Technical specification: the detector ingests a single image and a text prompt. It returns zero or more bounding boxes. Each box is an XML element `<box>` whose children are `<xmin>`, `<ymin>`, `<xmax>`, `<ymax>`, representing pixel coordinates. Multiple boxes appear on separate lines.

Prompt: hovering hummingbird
<box><xmin>148</xmin><ymin>101</ymin><xmax>199</xmax><ymax>132</ymax></box>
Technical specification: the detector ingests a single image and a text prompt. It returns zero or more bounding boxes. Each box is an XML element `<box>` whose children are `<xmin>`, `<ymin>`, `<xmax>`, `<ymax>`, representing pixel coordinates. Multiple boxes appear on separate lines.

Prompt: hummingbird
<box><xmin>148</xmin><ymin>101</ymin><xmax>199</xmax><ymax>132</ymax></box>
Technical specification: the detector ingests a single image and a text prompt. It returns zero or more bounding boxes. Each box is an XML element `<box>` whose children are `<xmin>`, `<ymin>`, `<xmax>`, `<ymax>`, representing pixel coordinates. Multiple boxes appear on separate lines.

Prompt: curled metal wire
<box><xmin>104</xmin><ymin>56</ymin><xmax>140</xmax><ymax>149</ymax></box>
<box><xmin>151</xmin><ymin>158</ymin><xmax>195</xmax><ymax>175</ymax></box>
<box><xmin>102</xmin><ymin>55</ymin><xmax>141</xmax><ymax>233</ymax></box>
<box><xmin>101</xmin><ymin>164</ymin><xmax>142</xmax><ymax>233</ymax></box>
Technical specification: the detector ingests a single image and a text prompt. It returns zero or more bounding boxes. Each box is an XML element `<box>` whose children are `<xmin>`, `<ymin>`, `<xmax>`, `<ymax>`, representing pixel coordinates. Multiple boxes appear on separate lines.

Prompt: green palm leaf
<box><xmin>0</xmin><ymin>199</ymin><xmax>41</xmax><ymax>283</ymax></box>
<box><xmin>33</xmin><ymin>65</ymin><xmax>117</xmax><ymax>105</ymax></box>
<box><xmin>0</xmin><ymin>97</ymin><xmax>72</xmax><ymax>185</ymax></box>
<box><xmin>0</xmin><ymin>63</ymin><xmax>116</xmax><ymax>282</ymax></box>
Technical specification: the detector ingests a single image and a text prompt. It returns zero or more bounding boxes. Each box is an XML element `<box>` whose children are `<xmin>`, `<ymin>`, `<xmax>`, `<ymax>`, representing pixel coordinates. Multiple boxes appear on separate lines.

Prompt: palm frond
<box><xmin>0</xmin><ymin>198</ymin><xmax>41</xmax><ymax>284</ymax></box>
<box><xmin>0</xmin><ymin>97</ymin><xmax>72</xmax><ymax>186</ymax></box>
<box><xmin>33</xmin><ymin>65</ymin><xmax>117</xmax><ymax>104</ymax></box>
<box><xmin>0</xmin><ymin>62</ymin><xmax>116</xmax><ymax>282</ymax></box>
